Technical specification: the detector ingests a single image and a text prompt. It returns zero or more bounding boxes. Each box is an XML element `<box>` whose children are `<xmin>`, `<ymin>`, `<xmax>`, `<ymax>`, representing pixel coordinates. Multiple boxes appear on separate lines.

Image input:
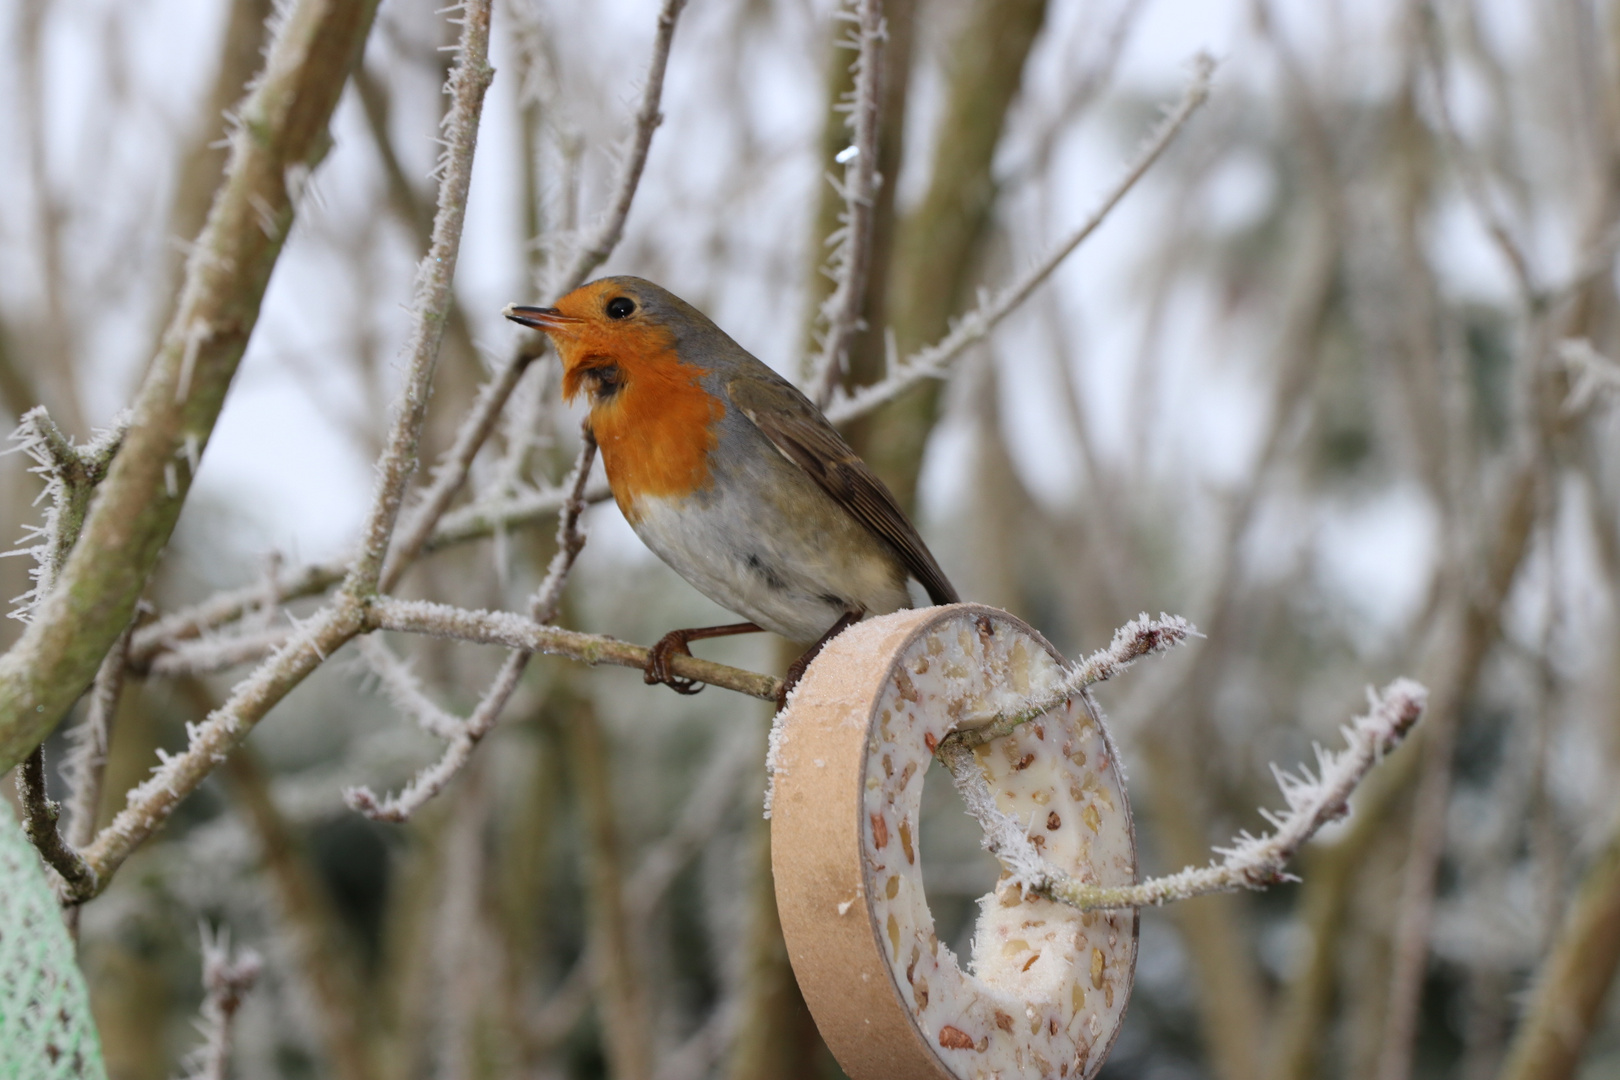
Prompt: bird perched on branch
<box><xmin>505</xmin><ymin>276</ymin><xmax>957</xmax><ymax>707</ymax></box>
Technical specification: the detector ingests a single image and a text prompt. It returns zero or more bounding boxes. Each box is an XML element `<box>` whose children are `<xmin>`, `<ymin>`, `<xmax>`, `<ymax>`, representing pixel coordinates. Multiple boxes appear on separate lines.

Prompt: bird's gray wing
<box><xmin>727</xmin><ymin>374</ymin><xmax>959</xmax><ymax>606</ymax></box>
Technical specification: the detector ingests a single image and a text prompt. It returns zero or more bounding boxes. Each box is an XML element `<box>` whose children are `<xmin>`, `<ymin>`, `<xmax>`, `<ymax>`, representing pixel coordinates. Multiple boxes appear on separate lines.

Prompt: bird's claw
<box><xmin>645</xmin><ymin>631</ymin><xmax>706</xmax><ymax>695</ymax></box>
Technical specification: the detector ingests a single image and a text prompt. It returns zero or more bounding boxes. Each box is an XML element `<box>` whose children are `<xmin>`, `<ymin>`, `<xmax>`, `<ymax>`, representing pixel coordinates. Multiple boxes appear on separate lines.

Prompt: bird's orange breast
<box><xmin>567</xmin><ymin>331</ymin><xmax>724</xmax><ymax>522</ymax></box>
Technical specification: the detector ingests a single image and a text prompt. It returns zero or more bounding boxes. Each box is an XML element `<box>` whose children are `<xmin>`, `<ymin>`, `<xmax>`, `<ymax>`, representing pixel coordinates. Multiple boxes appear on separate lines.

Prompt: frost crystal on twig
<box><xmin>180</xmin><ymin>925</ymin><xmax>262</xmax><ymax>1080</ymax></box>
<box><xmin>947</xmin><ymin>677</ymin><xmax>1428</xmax><ymax>911</ymax></box>
<box><xmin>806</xmin><ymin>0</ymin><xmax>885</xmax><ymax>405</ymax></box>
<box><xmin>3</xmin><ymin>406</ymin><xmax>127</xmax><ymax>622</ymax></box>
<box><xmin>954</xmin><ymin>612</ymin><xmax>1199</xmax><ymax>748</ymax></box>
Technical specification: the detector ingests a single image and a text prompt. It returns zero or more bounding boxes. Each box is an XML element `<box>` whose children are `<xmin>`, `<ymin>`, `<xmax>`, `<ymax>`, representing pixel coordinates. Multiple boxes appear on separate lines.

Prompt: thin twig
<box><xmin>1417</xmin><ymin>6</ymin><xmax>1539</xmax><ymax>305</ymax></box>
<box><xmin>346</xmin><ymin>0</ymin><xmax>495</xmax><ymax>595</ymax></box>
<box><xmin>347</xmin><ymin>431</ymin><xmax>598</xmax><ymax>821</ymax></box>
<box><xmin>944</xmin><ymin>679</ymin><xmax>1427</xmax><ymax>911</ymax></box>
<box><xmin>553</xmin><ymin>0</ymin><xmax>688</xmax><ymax>293</ymax></box>
<box><xmin>380</xmin><ymin>0</ymin><xmax>687</xmax><ymax>589</ymax></box>
<box><xmin>129</xmin><ymin>560</ymin><xmax>347</xmax><ymax>665</ymax></box>
<box><xmin>824</xmin><ymin>53</ymin><xmax>1215</xmax><ymax>425</ymax></box>
<box><xmin>143</xmin><ymin>625</ymin><xmax>298</xmax><ymax>677</ymax></box>
<box><xmin>356</xmin><ymin>636</ymin><xmax>464</xmax><ymax>740</ymax></box>
<box><xmin>131</xmin><ymin>479</ymin><xmax>608</xmax><ymax>667</ymax></box>
<box><xmin>950</xmin><ymin>613</ymin><xmax>1198</xmax><ymax>749</ymax></box>
<box><xmin>365</xmin><ymin>595</ymin><xmax>782</xmax><ymax>703</ymax></box>
<box><xmin>808</xmin><ymin>0</ymin><xmax>886</xmax><ymax>405</ymax></box>
<box><xmin>62</xmin><ymin>621</ymin><xmax>133</xmax><ymax>849</ymax></box>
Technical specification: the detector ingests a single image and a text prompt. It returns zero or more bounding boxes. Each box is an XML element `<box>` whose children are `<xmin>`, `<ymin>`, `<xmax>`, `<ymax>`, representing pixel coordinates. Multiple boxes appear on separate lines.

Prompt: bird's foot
<box><xmin>776</xmin><ymin>610</ymin><xmax>863</xmax><ymax>711</ymax></box>
<box><xmin>645</xmin><ymin>631</ymin><xmax>706</xmax><ymax>694</ymax></box>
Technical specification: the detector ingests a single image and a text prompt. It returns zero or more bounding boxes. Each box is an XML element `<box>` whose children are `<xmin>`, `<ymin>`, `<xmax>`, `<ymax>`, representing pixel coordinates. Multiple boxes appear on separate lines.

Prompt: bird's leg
<box><xmin>645</xmin><ymin>622</ymin><xmax>765</xmax><ymax>695</ymax></box>
<box><xmin>778</xmin><ymin>609</ymin><xmax>863</xmax><ymax>711</ymax></box>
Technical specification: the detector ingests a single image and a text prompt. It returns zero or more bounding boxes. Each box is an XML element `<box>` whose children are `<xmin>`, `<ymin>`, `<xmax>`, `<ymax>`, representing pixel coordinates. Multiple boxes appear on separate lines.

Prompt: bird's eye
<box><xmin>605</xmin><ymin>296</ymin><xmax>636</xmax><ymax>320</ymax></box>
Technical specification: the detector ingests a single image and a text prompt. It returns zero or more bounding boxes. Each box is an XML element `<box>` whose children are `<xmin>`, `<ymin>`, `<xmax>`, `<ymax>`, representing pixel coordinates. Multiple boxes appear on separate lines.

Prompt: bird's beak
<box><xmin>503</xmin><ymin>304</ymin><xmax>582</xmax><ymax>337</ymax></box>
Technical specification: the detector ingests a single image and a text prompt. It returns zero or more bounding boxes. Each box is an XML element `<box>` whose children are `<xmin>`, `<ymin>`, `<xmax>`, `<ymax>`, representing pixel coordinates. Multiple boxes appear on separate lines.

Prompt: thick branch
<box><xmin>73</xmin><ymin>0</ymin><xmax>493</xmax><ymax>893</ymax></box>
<box><xmin>0</xmin><ymin>0</ymin><xmax>380</xmax><ymax>772</ymax></box>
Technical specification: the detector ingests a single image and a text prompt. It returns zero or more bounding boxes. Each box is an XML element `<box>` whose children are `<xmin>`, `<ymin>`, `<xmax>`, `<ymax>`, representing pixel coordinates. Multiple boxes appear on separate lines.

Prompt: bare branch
<box><xmin>824</xmin><ymin>53</ymin><xmax>1215</xmax><ymax>425</ymax></box>
<box><xmin>15</xmin><ymin>744</ymin><xmax>97</xmax><ymax>902</ymax></box>
<box><xmin>945</xmin><ymin>679</ymin><xmax>1428</xmax><ymax>911</ymax></box>
<box><xmin>807</xmin><ymin>0</ymin><xmax>886</xmax><ymax>405</ymax></box>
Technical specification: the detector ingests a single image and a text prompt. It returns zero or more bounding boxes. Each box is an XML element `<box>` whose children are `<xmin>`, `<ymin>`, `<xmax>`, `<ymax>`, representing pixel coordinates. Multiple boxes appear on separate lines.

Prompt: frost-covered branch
<box><xmin>355</xmin><ymin>636</ymin><xmax>463</xmax><ymax>740</ymax></box>
<box><xmin>130</xmin><ymin>559</ymin><xmax>345</xmax><ymax>666</ymax></box>
<box><xmin>347</xmin><ymin>0</ymin><xmax>494</xmax><ymax>594</ymax></box>
<box><xmin>807</xmin><ymin>0</ymin><xmax>885</xmax><ymax>406</ymax></box>
<box><xmin>953</xmin><ymin>612</ymin><xmax>1198</xmax><ymax>748</ymax></box>
<box><xmin>946</xmin><ymin>679</ymin><xmax>1428</xmax><ymax>911</ymax></box>
<box><xmin>180</xmin><ymin>926</ymin><xmax>262</xmax><ymax>1080</ymax></box>
<box><xmin>824</xmin><ymin>53</ymin><xmax>1215</xmax><ymax>425</ymax></box>
<box><xmin>3</xmin><ymin>405</ymin><xmax>125</xmax><ymax>623</ymax></box>
<box><xmin>0</xmin><ymin>0</ymin><xmax>379</xmax><ymax>774</ymax></box>
<box><xmin>142</xmin><ymin>625</ymin><xmax>297</xmax><ymax>677</ymax></box>
<box><xmin>425</xmin><ymin>479</ymin><xmax>611</xmax><ymax>553</ymax></box>
<box><xmin>132</xmin><ymin>478</ymin><xmax>607</xmax><ymax>667</ymax></box>
<box><xmin>365</xmin><ymin>596</ymin><xmax>781</xmax><ymax>702</ymax></box>
<box><xmin>72</xmin><ymin>2</ymin><xmax>494</xmax><ymax>897</ymax></box>
<box><xmin>347</xmin><ymin>431</ymin><xmax>599</xmax><ymax>821</ymax></box>
<box><xmin>381</xmin><ymin>0</ymin><xmax>684</xmax><ymax>590</ymax></box>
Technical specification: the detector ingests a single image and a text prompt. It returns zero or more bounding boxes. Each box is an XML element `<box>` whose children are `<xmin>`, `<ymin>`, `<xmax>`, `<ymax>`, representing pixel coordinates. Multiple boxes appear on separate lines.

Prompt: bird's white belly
<box><xmin>624</xmin><ymin>491</ymin><xmax>910</xmax><ymax>643</ymax></box>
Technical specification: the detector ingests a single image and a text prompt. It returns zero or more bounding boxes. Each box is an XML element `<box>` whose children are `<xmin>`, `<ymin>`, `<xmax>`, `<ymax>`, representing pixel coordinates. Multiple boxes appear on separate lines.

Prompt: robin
<box><xmin>504</xmin><ymin>276</ymin><xmax>958</xmax><ymax>706</ymax></box>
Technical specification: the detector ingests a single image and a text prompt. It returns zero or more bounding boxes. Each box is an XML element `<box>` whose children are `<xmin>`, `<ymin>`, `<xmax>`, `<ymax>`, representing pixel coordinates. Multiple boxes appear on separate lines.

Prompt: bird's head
<box><xmin>504</xmin><ymin>276</ymin><xmax>708</xmax><ymax>405</ymax></box>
